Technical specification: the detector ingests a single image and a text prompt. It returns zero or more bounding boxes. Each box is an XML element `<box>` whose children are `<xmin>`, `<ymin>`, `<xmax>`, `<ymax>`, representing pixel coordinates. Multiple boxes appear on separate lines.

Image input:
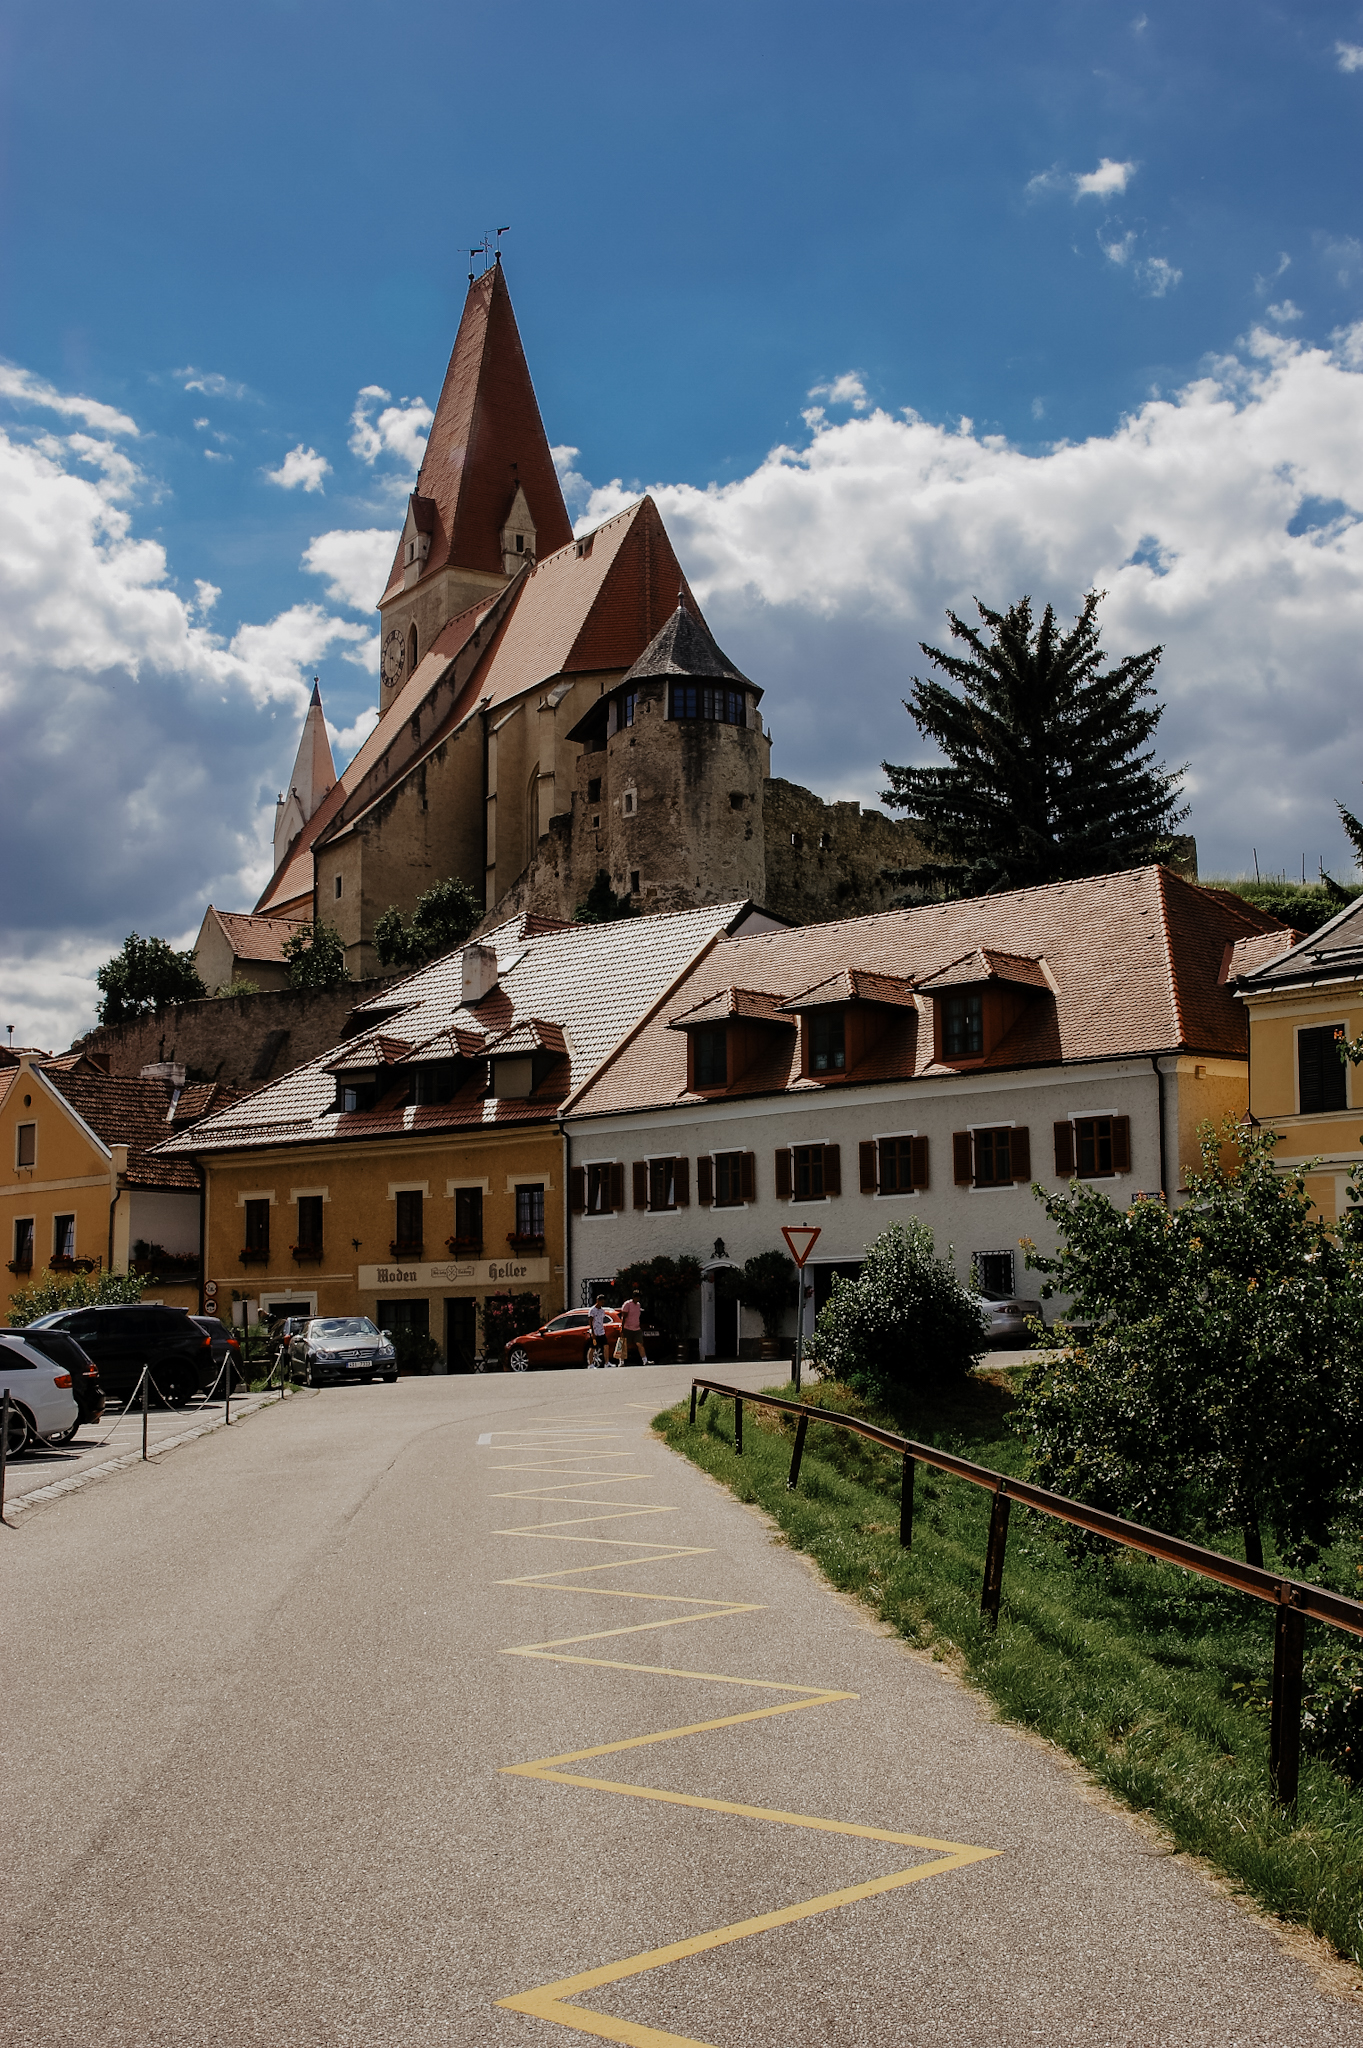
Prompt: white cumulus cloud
<box><xmin>1074</xmin><ymin>157</ymin><xmax>1138</xmax><ymax>198</ymax></box>
<box><xmin>302</xmin><ymin>528</ymin><xmax>394</xmax><ymax>610</ymax></box>
<box><xmin>1266</xmin><ymin>299</ymin><xmax>1304</xmax><ymax>323</ymax></box>
<box><xmin>808</xmin><ymin>372</ymin><xmax>870</xmax><ymax>412</ymax></box>
<box><xmin>349</xmin><ymin>385</ymin><xmax>433</xmax><ymax>472</ymax></box>
<box><xmin>0</xmin><ymin>363</ymin><xmax>138</xmax><ymax>436</ymax></box>
<box><xmin>265</xmin><ymin>443</ymin><xmax>332</xmax><ymax>493</ymax></box>
<box><xmin>1336</xmin><ymin>41</ymin><xmax>1363</xmax><ymax>71</ymax></box>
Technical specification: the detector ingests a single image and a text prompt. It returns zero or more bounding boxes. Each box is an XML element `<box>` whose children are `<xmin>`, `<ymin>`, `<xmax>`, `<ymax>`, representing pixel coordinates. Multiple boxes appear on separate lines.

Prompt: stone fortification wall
<box><xmin>760</xmin><ymin>780</ymin><xmax>933</xmax><ymax>926</ymax></box>
<box><xmin>75</xmin><ymin>976</ymin><xmax>401</xmax><ymax>1093</ymax></box>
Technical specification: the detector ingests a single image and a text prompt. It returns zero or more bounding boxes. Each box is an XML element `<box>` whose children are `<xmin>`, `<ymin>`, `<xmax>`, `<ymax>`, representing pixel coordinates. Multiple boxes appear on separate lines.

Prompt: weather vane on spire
<box><xmin>466</xmin><ymin>227</ymin><xmax>511</xmax><ymax>283</ymax></box>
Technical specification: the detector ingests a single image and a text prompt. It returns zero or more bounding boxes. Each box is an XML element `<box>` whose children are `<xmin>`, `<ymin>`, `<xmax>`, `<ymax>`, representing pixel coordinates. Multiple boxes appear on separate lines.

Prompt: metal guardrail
<box><xmin>689</xmin><ymin>1377</ymin><xmax>1363</xmax><ymax>1807</ymax></box>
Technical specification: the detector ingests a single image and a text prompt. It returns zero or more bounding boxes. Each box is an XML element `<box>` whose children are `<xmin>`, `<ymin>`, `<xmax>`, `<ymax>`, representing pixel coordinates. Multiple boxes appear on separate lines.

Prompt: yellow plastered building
<box><xmin>158</xmin><ymin>903</ymin><xmax>772</xmax><ymax>1362</ymax></box>
<box><xmin>0</xmin><ymin>1052</ymin><xmax>231</xmax><ymax>1318</ymax></box>
<box><xmin>1235</xmin><ymin>906</ymin><xmax>1363</xmax><ymax>1219</ymax></box>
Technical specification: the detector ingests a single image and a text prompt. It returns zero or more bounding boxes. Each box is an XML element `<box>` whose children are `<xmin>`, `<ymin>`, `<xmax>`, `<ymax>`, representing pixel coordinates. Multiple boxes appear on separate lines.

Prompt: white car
<box><xmin>973</xmin><ymin>1288</ymin><xmax>1045</xmax><ymax>1349</ymax></box>
<box><xmin>289</xmin><ymin>1316</ymin><xmax>398</xmax><ymax>1387</ymax></box>
<box><xmin>0</xmin><ymin>1336</ymin><xmax>79</xmax><ymax>1456</ymax></box>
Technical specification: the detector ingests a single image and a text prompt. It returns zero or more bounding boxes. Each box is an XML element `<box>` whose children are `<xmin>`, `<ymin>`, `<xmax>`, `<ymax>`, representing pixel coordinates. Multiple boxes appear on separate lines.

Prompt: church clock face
<box><xmin>381</xmin><ymin>629</ymin><xmax>405</xmax><ymax>692</ymax></box>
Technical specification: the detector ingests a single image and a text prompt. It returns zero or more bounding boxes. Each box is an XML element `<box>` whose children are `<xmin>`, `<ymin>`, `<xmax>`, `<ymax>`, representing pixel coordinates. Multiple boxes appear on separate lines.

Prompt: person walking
<box><xmin>617</xmin><ymin>1287</ymin><xmax>648</xmax><ymax>1368</ymax></box>
<box><xmin>587</xmin><ymin>1295</ymin><xmax>608</xmax><ymax>1369</ymax></box>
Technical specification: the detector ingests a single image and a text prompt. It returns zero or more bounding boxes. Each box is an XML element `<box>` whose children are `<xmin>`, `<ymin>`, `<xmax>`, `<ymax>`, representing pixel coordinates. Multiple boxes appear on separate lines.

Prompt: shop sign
<box><xmin>357</xmin><ymin>1257</ymin><xmax>550</xmax><ymax>1291</ymax></box>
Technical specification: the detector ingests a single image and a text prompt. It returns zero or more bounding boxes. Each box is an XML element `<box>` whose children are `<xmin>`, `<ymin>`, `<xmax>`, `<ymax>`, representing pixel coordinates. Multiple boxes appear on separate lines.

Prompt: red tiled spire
<box><xmin>381</xmin><ymin>262</ymin><xmax>572</xmax><ymax>600</ymax></box>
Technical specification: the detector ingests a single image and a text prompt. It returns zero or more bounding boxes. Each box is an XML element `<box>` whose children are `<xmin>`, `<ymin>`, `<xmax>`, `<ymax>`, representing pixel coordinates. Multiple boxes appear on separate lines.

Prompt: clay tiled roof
<box><xmin>379</xmin><ymin>261</ymin><xmax>571</xmax><ymax>604</ymax></box>
<box><xmin>405</xmin><ymin>1025</ymin><xmax>488</xmax><ymax>1064</ymax></box>
<box><xmin>486</xmin><ymin>1017</ymin><xmax>569</xmax><ymax>1058</ymax></box>
<box><xmin>156</xmin><ymin>901</ymin><xmax>749</xmax><ymax>1158</ymax></box>
<box><xmin>1235</xmin><ymin>894</ymin><xmax>1363</xmax><ymax>990</ymax></box>
<box><xmin>567</xmin><ymin>866</ymin><xmax>1283</xmax><ymax>1119</ymax></box>
<box><xmin>41</xmin><ymin>1069</ymin><xmax>206</xmax><ymax>1189</ymax></box>
<box><xmin>210</xmin><ymin>909</ymin><xmax>310</xmax><ymax>964</ymax></box>
<box><xmin>324</xmin><ymin>1033</ymin><xmax>412</xmax><ymax>1075</ymax></box>
<box><xmin>779</xmin><ymin>968</ymin><xmax>919</xmax><ymax>1010</ymax></box>
<box><xmin>667</xmin><ymin>988</ymin><xmax>793</xmax><ymax>1029</ymax></box>
<box><xmin>915</xmin><ymin>949</ymin><xmax>1051</xmax><ymax>992</ymax></box>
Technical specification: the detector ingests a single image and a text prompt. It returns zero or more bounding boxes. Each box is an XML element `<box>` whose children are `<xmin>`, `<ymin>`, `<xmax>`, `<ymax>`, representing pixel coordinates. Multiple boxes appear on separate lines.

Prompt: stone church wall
<box><xmin>760</xmin><ymin>779</ymin><xmax>933</xmax><ymax>926</ymax></box>
<box><xmin>76</xmin><ymin>977</ymin><xmax>401</xmax><ymax>1093</ymax></box>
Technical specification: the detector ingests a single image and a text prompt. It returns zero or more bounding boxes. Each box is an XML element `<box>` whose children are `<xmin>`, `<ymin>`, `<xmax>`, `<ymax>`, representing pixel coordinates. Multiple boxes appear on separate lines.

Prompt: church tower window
<box><xmin>669</xmin><ymin>684</ymin><xmax>746</xmax><ymax>726</ymax></box>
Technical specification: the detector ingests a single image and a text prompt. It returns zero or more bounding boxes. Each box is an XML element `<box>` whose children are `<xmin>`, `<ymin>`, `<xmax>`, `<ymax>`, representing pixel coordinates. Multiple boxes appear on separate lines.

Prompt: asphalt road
<box><xmin>4</xmin><ymin>1367</ymin><xmax>1362</xmax><ymax>2048</ymax></box>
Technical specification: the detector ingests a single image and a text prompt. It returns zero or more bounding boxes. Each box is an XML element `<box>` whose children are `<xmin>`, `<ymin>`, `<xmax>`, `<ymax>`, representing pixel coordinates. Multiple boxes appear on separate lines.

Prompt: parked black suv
<box><xmin>28</xmin><ymin>1305</ymin><xmax>215</xmax><ymax>1405</ymax></box>
<box><xmin>0</xmin><ymin>1326</ymin><xmax>104</xmax><ymax>1434</ymax></box>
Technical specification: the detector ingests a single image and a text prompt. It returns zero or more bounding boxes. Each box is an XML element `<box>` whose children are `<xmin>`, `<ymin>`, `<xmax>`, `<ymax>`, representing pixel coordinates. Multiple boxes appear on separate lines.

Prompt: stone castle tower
<box><xmin>248</xmin><ymin>260</ymin><xmax>929</xmax><ymax>972</ymax></box>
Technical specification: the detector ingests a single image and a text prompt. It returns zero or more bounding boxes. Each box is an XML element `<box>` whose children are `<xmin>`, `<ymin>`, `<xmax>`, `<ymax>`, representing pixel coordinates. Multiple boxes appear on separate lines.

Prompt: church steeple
<box><xmin>374</xmin><ymin>264</ymin><xmax>573</xmax><ymax>710</ymax></box>
<box><xmin>273</xmin><ymin>680</ymin><xmax>337</xmax><ymax>871</ymax></box>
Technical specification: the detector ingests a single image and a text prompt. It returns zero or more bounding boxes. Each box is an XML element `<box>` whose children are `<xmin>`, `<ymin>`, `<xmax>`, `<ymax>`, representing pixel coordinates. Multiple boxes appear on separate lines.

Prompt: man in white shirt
<box><xmin>588</xmin><ymin>1295</ymin><xmax>608</xmax><ymax>1368</ymax></box>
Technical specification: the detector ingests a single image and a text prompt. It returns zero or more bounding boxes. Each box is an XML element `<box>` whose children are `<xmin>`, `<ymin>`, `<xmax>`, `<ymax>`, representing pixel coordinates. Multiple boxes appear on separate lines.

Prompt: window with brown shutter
<box><xmin>1070</xmin><ymin>1116</ymin><xmax>1132</xmax><ymax>1178</ymax></box>
<box><xmin>859</xmin><ymin>1140</ymin><xmax>877</xmax><ymax>1193</ymax></box>
<box><xmin>911</xmin><ymin>1135</ymin><xmax>929</xmax><ymax>1189</ymax></box>
<box><xmin>973</xmin><ymin>1128</ymin><xmax>1012</xmax><ymax>1186</ymax></box>
<box><xmin>610</xmin><ymin>1161</ymin><xmax>625</xmax><ymax>1211</ymax></box>
<box><xmin>739</xmin><ymin>1151</ymin><xmax>756</xmax><ymax>1201</ymax></box>
<box><xmin>1011</xmin><ymin>1127</ymin><xmax>1031</xmax><ymax>1181</ymax></box>
<box><xmin>586</xmin><ymin>1163</ymin><xmax>614</xmax><ymax>1213</ymax></box>
<box><xmin>953</xmin><ymin>1132</ymin><xmax>973</xmax><ymax>1184</ymax></box>
<box><xmin>632</xmin><ymin>1161</ymin><xmax>648</xmax><ymax>1210</ymax></box>
<box><xmin>1054</xmin><ymin>1121</ymin><xmax>1075</xmax><ymax>1175</ymax></box>
<box><xmin>697</xmin><ymin>1155</ymin><xmax>714</xmax><ymax>1205</ymax></box>
<box><xmin>674</xmin><ymin>1157</ymin><xmax>690</xmax><ymax>1206</ymax></box>
<box><xmin>823</xmin><ymin>1144</ymin><xmax>841</xmax><ymax>1196</ymax></box>
<box><xmin>775</xmin><ymin>1148</ymin><xmax>792</xmax><ymax>1200</ymax></box>
<box><xmin>648</xmin><ymin>1157</ymin><xmax>676</xmax><ymax>1211</ymax></box>
<box><xmin>569</xmin><ymin>1167</ymin><xmax>586</xmax><ymax>1214</ymax></box>
<box><xmin>1112</xmin><ymin>1116</ymin><xmax>1131</xmax><ymax>1172</ymax></box>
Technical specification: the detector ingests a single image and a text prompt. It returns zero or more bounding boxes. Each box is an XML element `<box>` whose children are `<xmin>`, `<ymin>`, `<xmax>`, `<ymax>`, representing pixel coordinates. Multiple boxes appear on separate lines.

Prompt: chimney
<box><xmin>460</xmin><ymin>943</ymin><xmax>498</xmax><ymax>1005</ymax></box>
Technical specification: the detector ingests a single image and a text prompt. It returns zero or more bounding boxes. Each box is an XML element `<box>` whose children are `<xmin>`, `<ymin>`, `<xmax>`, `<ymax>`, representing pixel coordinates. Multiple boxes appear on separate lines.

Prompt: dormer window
<box><xmin>693</xmin><ymin>1027</ymin><xmax>727</xmax><ymax>1088</ymax></box>
<box><xmin>942</xmin><ymin>992</ymin><xmax>983</xmax><ymax>1059</ymax></box>
<box><xmin>336</xmin><ymin>1079</ymin><xmax>378</xmax><ymax>1114</ymax></box>
<box><xmin>808</xmin><ymin>1010</ymin><xmax>845</xmax><ymax>1074</ymax></box>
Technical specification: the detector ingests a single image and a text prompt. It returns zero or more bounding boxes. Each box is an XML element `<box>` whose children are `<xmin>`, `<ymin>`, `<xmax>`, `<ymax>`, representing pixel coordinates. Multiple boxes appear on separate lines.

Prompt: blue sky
<box><xmin>4</xmin><ymin>0</ymin><xmax>1363</xmax><ymax>1042</ymax></box>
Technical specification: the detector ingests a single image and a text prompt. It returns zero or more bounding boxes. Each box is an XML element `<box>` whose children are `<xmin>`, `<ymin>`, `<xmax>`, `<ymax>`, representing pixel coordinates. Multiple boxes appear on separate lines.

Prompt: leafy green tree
<box><xmin>811</xmin><ymin>1222</ymin><xmax>984</xmax><ymax>1410</ymax></box>
<box><xmin>7</xmin><ymin>1269</ymin><xmax>147</xmax><ymax>1325</ymax></box>
<box><xmin>614</xmin><ymin>1254</ymin><xmax>703</xmax><ymax>1342</ymax></box>
<box><xmin>574</xmin><ymin>870</ymin><xmax>638</xmax><ymax>924</ymax></box>
<box><xmin>1018</xmin><ymin>1122</ymin><xmax>1363</xmax><ymax>1565</ymax></box>
<box><xmin>373</xmin><ymin>876</ymin><xmax>484</xmax><ymax>969</ymax></box>
<box><xmin>283</xmin><ymin>920</ymin><xmax>350</xmax><ymax>989</ymax></box>
<box><xmin>96</xmin><ymin>934</ymin><xmax>206</xmax><ymax>1023</ymax></box>
<box><xmin>881</xmin><ymin>592</ymin><xmax>1185</xmax><ymax>895</ymax></box>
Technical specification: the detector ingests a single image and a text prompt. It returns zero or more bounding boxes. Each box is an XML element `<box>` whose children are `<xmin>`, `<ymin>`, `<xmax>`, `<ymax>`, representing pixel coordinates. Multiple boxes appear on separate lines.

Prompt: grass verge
<box><xmin>655</xmin><ymin>1375</ymin><xmax>1363</xmax><ymax>1971</ymax></box>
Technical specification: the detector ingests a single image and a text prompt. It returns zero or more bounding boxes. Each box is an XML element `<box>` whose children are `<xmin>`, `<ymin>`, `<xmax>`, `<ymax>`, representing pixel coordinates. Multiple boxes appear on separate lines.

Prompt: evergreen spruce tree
<box><xmin>881</xmin><ymin>592</ymin><xmax>1186</xmax><ymax>895</ymax></box>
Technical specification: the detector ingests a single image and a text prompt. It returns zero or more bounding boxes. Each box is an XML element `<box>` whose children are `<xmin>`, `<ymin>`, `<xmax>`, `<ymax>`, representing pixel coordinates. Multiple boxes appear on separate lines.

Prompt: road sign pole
<box><xmin>780</xmin><ymin>1225</ymin><xmax>821</xmax><ymax>1396</ymax></box>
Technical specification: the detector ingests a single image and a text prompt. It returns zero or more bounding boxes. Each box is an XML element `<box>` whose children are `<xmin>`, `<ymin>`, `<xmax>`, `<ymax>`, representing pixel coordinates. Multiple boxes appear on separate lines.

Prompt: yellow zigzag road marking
<box><xmin>492</xmin><ymin>1426</ymin><xmax>999</xmax><ymax>2044</ymax></box>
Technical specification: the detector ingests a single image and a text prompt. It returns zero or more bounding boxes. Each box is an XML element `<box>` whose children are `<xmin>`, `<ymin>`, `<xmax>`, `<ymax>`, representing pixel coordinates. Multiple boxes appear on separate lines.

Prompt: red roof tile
<box><xmin>208</xmin><ymin>909</ymin><xmax>310</xmax><ymax>964</ymax></box>
<box><xmin>667</xmin><ymin>987</ymin><xmax>793</xmax><ymax>1029</ymax></box>
<box><xmin>568</xmin><ymin>867</ymin><xmax>1281</xmax><ymax>1119</ymax></box>
<box><xmin>779</xmin><ymin>968</ymin><xmax>920</xmax><ymax>1010</ymax></box>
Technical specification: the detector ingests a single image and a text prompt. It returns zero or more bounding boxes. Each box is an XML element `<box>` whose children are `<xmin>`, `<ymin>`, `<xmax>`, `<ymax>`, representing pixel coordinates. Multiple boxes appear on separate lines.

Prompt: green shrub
<box><xmin>615</xmin><ymin>1255</ymin><xmax>702</xmax><ymax>1341</ymax></box>
<box><xmin>389</xmin><ymin>1327</ymin><xmax>440</xmax><ymax>1374</ymax></box>
<box><xmin>811</xmin><ymin>1219</ymin><xmax>985</xmax><ymax>1410</ymax></box>
<box><xmin>7</xmin><ymin>1269</ymin><xmax>147</xmax><ymax>1325</ymax></box>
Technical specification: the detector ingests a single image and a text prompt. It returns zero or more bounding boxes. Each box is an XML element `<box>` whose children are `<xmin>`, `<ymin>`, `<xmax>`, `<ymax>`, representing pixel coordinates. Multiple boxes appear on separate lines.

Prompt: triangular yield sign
<box><xmin>781</xmin><ymin>1224</ymin><xmax>822</xmax><ymax>1269</ymax></box>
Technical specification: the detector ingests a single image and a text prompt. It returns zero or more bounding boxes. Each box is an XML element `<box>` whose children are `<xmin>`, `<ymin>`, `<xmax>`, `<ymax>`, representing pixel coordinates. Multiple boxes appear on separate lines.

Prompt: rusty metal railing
<box><xmin>688</xmin><ymin>1377</ymin><xmax>1363</xmax><ymax>1806</ymax></box>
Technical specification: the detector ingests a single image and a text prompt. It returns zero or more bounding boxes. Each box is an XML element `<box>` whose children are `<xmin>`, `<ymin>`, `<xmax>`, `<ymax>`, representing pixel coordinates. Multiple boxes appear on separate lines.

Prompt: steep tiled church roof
<box><xmin>379</xmin><ymin>260</ymin><xmax>571</xmax><ymax>602</ymax></box>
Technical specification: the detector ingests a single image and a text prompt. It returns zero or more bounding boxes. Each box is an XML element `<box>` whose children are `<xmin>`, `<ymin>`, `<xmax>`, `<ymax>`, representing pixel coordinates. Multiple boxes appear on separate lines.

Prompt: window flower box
<box><xmin>505</xmin><ymin>1233</ymin><xmax>545</xmax><ymax>1252</ymax></box>
<box><xmin>389</xmin><ymin>1240</ymin><xmax>424</xmax><ymax>1260</ymax></box>
<box><xmin>49</xmin><ymin>1253</ymin><xmax>100</xmax><ymax>1274</ymax></box>
<box><xmin>445</xmin><ymin>1236</ymin><xmax>483</xmax><ymax>1256</ymax></box>
<box><xmin>291</xmin><ymin>1244</ymin><xmax>324</xmax><ymax>1264</ymax></box>
<box><xmin>239</xmin><ymin>1247</ymin><xmax>270</xmax><ymax>1266</ymax></box>
<box><xmin>6</xmin><ymin>1257</ymin><xmax>33</xmax><ymax>1275</ymax></box>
